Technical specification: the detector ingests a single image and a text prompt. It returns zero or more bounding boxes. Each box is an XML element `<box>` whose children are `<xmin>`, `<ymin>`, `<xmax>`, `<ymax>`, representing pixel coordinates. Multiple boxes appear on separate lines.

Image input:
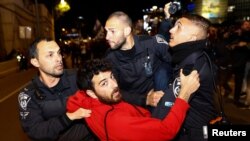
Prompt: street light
<box><xmin>55</xmin><ymin>0</ymin><xmax>70</xmax><ymax>13</ymax></box>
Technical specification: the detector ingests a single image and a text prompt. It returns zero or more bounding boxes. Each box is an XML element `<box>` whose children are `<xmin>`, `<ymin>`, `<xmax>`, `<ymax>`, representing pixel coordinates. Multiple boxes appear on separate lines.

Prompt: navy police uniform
<box><xmin>105</xmin><ymin>34</ymin><xmax>172</xmax><ymax>115</ymax></box>
<box><xmin>18</xmin><ymin>69</ymin><xmax>96</xmax><ymax>141</ymax></box>
<box><xmin>158</xmin><ymin>40</ymin><xmax>218</xmax><ymax>141</ymax></box>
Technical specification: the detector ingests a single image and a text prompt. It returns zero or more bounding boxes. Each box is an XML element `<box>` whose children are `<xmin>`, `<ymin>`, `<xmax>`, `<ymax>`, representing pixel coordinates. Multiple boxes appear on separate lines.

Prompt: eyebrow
<box><xmin>47</xmin><ymin>50</ymin><xmax>54</xmax><ymax>54</ymax></box>
<box><xmin>98</xmin><ymin>72</ymin><xmax>113</xmax><ymax>85</ymax></box>
<box><xmin>98</xmin><ymin>78</ymin><xmax>106</xmax><ymax>86</ymax></box>
<box><xmin>105</xmin><ymin>27</ymin><xmax>116</xmax><ymax>31</ymax></box>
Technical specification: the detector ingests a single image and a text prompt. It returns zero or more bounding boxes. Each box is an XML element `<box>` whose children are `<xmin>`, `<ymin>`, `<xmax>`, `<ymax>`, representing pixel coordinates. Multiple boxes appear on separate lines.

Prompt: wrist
<box><xmin>165</xmin><ymin>14</ymin><xmax>171</xmax><ymax>20</ymax></box>
<box><xmin>146</xmin><ymin>89</ymin><xmax>153</xmax><ymax>105</ymax></box>
<box><xmin>59</xmin><ymin>113</ymin><xmax>72</xmax><ymax>128</ymax></box>
<box><xmin>178</xmin><ymin>88</ymin><xmax>190</xmax><ymax>102</ymax></box>
<box><xmin>66</xmin><ymin>112</ymin><xmax>74</xmax><ymax>120</ymax></box>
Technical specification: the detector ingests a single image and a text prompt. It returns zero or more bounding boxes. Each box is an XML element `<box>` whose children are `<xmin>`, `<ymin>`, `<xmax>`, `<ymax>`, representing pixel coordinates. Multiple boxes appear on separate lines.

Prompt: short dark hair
<box><xmin>77</xmin><ymin>59</ymin><xmax>112</xmax><ymax>90</ymax></box>
<box><xmin>182</xmin><ymin>14</ymin><xmax>210</xmax><ymax>39</ymax></box>
<box><xmin>29</xmin><ymin>37</ymin><xmax>53</xmax><ymax>59</ymax></box>
<box><xmin>107</xmin><ymin>11</ymin><xmax>133</xmax><ymax>28</ymax></box>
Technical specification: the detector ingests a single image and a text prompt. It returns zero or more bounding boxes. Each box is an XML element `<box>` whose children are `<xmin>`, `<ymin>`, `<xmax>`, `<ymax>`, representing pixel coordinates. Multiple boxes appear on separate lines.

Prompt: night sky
<box><xmin>42</xmin><ymin>0</ymin><xmax>169</xmax><ymax>26</ymax></box>
<box><xmin>40</xmin><ymin>0</ymin><xmax>171</xmax><ymax>39</ymax></box>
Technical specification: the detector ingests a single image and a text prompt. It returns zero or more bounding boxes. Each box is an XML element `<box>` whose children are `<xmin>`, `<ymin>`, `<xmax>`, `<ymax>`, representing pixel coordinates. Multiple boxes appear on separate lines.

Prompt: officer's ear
<box><xmin>124</xmin><ymin>26</ymin><xmax>132</xmax><ymax>36</ymax></box>
<box><xmin>30</xmin><ymin>58</ymin><xmax>39</xmax><ymax>67</ymax></box>
<box><xmin>86</xmin><ymin>90</ymin><xmax>98</xmax><ymax>99</ymax></box>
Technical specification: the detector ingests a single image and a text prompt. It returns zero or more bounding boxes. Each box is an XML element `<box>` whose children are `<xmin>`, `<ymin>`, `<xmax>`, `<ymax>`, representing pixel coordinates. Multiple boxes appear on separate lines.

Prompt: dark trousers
<box><xmin>233</xmin><ymin>66</ymin><xmax>245</xmax><ymax>101</ymax></box>
<box><xmin>217</xmin><ymin>67</ymin><xmax>232</xmax><ymax>96</ymax></box>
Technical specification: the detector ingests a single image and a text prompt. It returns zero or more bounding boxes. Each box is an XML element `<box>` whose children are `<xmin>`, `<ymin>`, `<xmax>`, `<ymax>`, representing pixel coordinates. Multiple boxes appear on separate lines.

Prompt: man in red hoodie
<box><xmin>67</xmin><ymin>59</ymin><xmax>200</xmax><ymax>141</ymax></box>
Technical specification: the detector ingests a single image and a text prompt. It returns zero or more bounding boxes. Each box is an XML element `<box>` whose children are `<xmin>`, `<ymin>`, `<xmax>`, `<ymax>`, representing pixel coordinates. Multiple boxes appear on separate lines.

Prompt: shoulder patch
<box><xmin>18</xmin><ymin>92</ymin><xmax>31</xmax><ymax>111</ymax></box>
<box><xmin>155</xmin><ymin>35</ymin><xmax>168</xmax><ymax>45</ymax></box>
<box><xmin>22</xmin><ymin>82</ymin><xmax>35</xmax><ymax>92</ymax></box>
<box><xmin>18</xmin><ymin>91</ymin><xmax>31</xmax><ymax>119</ymax></box>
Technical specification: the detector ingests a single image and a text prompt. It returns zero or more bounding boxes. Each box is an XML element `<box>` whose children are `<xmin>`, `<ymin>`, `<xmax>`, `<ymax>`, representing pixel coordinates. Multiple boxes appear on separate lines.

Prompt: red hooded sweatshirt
<box><xmin>67</xmin><ymin>90</ymin><xmax>190</xmax><ymax>141</ymax></box>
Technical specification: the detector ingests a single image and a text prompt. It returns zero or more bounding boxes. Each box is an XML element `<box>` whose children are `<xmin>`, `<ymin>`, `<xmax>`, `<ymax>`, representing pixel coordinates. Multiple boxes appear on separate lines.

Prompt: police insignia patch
<box><xmin>18</xmin><ymin>92</ymin><xmax>31</xmax><ymax>119</ymax></box>
<box><xmin>18</xmin><ymin>92</ymin><xmax>30</xmax><ymax>111</ymax></box>
<box><xmin>155</xmin><ymin>35</ymin><xmax>168</xmax><ymax>45</ymax></box>
<box><xmin>173</xmin><ymin>77</ymin><xmax>181</xmax><ymax>98</ymax></box>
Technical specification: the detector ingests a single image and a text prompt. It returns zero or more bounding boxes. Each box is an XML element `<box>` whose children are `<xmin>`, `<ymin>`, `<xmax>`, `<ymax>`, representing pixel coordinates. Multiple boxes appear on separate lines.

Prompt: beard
<box><xmin>110</xmin><ymin>38</ymin><xmax>126</xmax><ymax>50</ymax></box>
<box><xmin>96</xmin><ymin>87</ymin><xmax>122</xmax><ymax>105</ymax></box>
<box><xmin>41</xmin><ymin>65</ymin><xmax>64</xmax><ymax>78</ymax></box>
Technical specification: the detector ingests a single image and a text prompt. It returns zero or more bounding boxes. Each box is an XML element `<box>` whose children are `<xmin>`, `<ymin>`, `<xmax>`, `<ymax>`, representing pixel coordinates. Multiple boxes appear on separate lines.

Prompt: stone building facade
<box><xmin>0</xmin><ymin>0</ymin><xmax>53</xmax><ymax>61</ymax></box>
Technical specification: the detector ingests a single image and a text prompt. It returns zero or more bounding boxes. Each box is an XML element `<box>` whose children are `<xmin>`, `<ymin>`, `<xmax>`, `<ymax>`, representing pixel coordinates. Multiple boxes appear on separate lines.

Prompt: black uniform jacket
<box><xmin>18</xmin><ymin>69</ymin><xmax>95</xmax><ymax>141</ymax></box>
<box><xmin>105</xmin><ymin>34</ymin><xmax>172</xmax><ymax>107</ymax></box>
<box><xmin>157</xmin><ymin>40</ymin><xmax>218</xmax><ymax>126</ymax></box>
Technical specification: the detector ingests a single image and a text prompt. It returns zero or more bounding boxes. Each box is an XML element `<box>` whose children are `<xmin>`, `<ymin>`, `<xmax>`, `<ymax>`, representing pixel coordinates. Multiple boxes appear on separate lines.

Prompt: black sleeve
<box><xmin>18</xmin><ymin>90</ymin><xmax>72</xmax><ymax>140</ymax></box>
<box><xmin>158</xmin><ymin>19</ymin><xmax>173</xmax><ymax>42</ymax></box>
<box><xmin>153</xmin><ymin>35</ymin><xmax>172</xmax><ymax>63</ymax></box>
<box><xmin>121</xmin><ymin>89</ymin><xmax>147</xmax><ymax>107</ymax></box>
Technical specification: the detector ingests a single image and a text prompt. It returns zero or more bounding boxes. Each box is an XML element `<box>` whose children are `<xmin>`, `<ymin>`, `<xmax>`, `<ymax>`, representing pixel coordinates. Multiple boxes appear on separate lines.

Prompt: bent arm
<box><xmin>85</xmin><ymin>99</ymin><xmax>189</xmax><ymax>141</ymax></box>
<box><xmin>19</xmin><ymin>96</ymin><xmax>71</xmax><ymax>140</ymax></box>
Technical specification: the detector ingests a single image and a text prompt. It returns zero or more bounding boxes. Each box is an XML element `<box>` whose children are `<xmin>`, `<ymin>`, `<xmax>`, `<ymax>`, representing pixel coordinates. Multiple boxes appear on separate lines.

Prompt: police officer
<box><xmin>18</xmin><ymin>37</ymin><xmax>97</xmax><ymax>141</ymax></box>
<box><xmin>167</xmin><ymin>14</ymin><xmax>218</xmax><ymax>141</ymax></box>
<box><xmin>104</xmin><ymin>11</ymin><xmax>173</xmax><ymax>118</ymax></box>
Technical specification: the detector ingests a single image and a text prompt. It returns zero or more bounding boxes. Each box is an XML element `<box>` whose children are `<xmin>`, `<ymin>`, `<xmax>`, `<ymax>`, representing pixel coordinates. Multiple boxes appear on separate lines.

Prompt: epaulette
<box><xmin>21</xmin><ymin>81</ymin><xmax>35</xmax><ymax>93</ymax></box>
<box><xmin>155</xmin><ymin>34</ymin><xmax>168</xmax><ymax>45</ymax></box>
<box><xmin>19</xmin><ymin>81</ymin><xmax>45</xmax><ymax>100</ymax></box>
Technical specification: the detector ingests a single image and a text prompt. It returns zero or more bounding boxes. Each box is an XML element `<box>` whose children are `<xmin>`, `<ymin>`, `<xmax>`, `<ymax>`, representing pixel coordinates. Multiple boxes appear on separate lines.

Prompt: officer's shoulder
<box><xmin>138</xmin><ymin>34</ymin><xmax>168</xmax><ymax>45</ymax></box>
<box><xmin>64</xmin><ymin>69</ymin><xmax>77</xmax><ymax>76</ymax></box>
<box><xmin>138</xmin><ymin>35</ymin><xmax>153</xmax><ymax>41</ymax></box>
<box><xmin>104</xmin><ymin>48</ymin><xmax>113</xmax><ymax>56</ymax></box>
<box><xmin>19</xmin><ymin>81</ymin><xmax>35</xmax><ymax>96</ymax></box>
<box><xmin>154</xmin><ymin>34</ymin><xmax>168</xmax><ymax>45</ymax></box>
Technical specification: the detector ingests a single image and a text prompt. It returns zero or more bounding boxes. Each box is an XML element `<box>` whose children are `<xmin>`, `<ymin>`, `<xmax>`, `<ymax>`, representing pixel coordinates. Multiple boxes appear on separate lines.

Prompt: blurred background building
<box><xmin>194</xmin><ymin>0</ymin><xmax>250</xmax><ymax>23</ymax></box>
<box><xmin>227</xmin><ymin>0</ymin><xmax>250</xmax><ymax>21</ymax></box>
<box><xmin>0</xmin><ymin>0</ymin><xmax>53</xmax><ymax>61</ymax></box>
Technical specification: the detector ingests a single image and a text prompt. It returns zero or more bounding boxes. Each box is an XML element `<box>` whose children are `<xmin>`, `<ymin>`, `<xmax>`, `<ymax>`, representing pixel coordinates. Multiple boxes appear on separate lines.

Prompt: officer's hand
<box><xmin>66</xmin><ymin>108</ymin><xmax>92</xmax><ymax>120</ymax></box>
<box><xmin>164</xmin><ymin>2</ymin><xmax>171</xmax><ymax>19</ymax></box>
<box><xmin>146</xmin><ymin>89</ymin><xmax>164</xmax><ymax>107</ymax></box>
<box><xmin>178</xmin><ymin>69</ymin><xmax>200</xmax><ymax>102</ymax></box>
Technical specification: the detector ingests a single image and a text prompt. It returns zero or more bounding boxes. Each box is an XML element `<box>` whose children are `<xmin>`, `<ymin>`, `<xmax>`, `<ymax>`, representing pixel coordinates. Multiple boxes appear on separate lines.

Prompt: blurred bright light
<box><xmin>152</xmin><ymin>6</ymin><xmax>158</xmax><ymax>10</ymax></box>
<box><xmin>78</xmin><ymin>16</ymin><xmax>84</xmax><ymax>20</ymax></box>
<box><xmin>56</xmin><ymin>0</ymin><xmax>70</xmax><ymax>13</ymax></box>
<box><xmin>201</xmin><ymin>0</ymin><xmax>227</xmax><ymax>21</ymax></box>
<box><xmin>227</xmin><ymin>5</ymin><xmax>235</xmax><ymax>12</ymax></box>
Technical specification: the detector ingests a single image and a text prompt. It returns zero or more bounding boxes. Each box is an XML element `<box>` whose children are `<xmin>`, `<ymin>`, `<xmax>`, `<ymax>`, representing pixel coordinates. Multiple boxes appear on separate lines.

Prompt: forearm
<box><xmin>177</xmin><ymin>86</ymin><xmax>192</xmax><ymax>102</ymax></box>
<box><xmin>22</xmin><ymin>114</ymin><xmax>71</xmax><ymax>140</ymax></box>
<box><xmin>108</xmin><ymin>98</ymin><xmax>189</xmax><ymax>140</ymax></box>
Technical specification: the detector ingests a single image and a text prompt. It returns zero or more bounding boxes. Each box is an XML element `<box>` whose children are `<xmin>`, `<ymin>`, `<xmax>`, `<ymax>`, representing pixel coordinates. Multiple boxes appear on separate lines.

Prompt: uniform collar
<box><xmin>171</xmin><ymin>39</ymin><xmax>206</xmax><ymax>64</ymax></box>
<box><xmin>33</xmin><ymin>70</ymin><xmax>70</xmax><ymax>93</ymax></box>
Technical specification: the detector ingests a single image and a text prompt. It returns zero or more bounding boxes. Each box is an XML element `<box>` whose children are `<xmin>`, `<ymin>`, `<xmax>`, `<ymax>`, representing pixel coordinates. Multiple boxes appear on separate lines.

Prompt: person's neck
<box><xmin>39</xmin><ymin>73</ymin><xmax>60</xmax><ymax>88</ymax></box>
<box><xmin>120</xmin><ymin>35</ymin><xmax>134</xmax><ymax>50</ymax></box>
